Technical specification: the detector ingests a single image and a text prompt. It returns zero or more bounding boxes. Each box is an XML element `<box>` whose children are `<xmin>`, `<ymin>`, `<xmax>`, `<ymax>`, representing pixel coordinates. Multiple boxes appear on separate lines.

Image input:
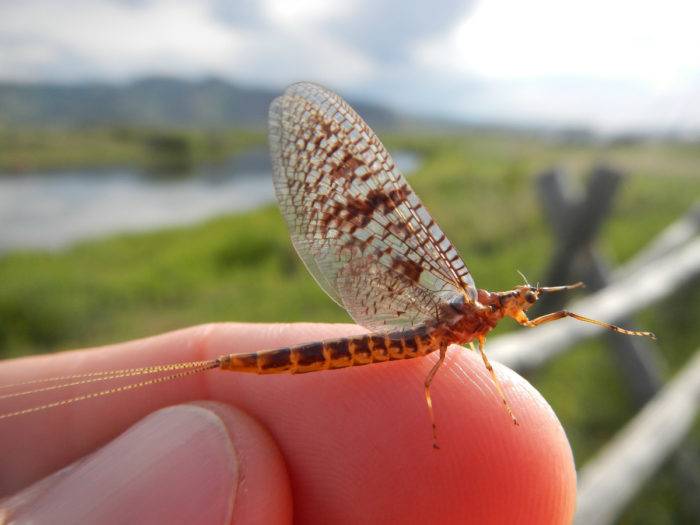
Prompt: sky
<box><xmin>1</xmin><ymin>0</ymin><xmax>699</xmax><ymax>133</ymax></box>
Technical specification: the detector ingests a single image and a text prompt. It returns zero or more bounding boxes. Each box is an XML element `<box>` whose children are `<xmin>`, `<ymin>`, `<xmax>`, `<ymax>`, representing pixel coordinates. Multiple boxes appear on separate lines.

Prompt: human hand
<box><xmin>0</xmin><ymin>323</ymin><xmax>576</xmax><ymax>524</ymax></box>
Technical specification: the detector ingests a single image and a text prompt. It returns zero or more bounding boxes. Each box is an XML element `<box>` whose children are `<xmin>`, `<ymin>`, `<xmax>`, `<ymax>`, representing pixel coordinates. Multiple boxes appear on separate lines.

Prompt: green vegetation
<box><xmin>1</xmin><ymin>131</ymin><xmax>699</xmax><ymax>522</ymax></box>
<box><xmin>0</xmin><ymin>127</ymin><xmax>265</xmax><ymax>172</ymax></box>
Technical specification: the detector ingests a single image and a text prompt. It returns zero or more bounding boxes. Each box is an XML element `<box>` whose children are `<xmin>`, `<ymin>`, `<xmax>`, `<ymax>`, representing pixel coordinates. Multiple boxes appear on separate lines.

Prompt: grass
<box><xmin>1</xmin><ymin>130</ymin><xmax>699</xmax><ymax>522</ymax></box>
<box><xmin>0</xmin><ymin>126</ymin><xmax>265</xmax><ymax>172</ymax></box>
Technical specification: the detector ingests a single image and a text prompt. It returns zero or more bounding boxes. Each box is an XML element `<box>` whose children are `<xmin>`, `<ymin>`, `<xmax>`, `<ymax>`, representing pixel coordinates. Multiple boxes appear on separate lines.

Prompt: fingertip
<box><xmin>441</xmin><ymin>351</ymin><xmax>577</xmax><ymax>524</ymax></box>
<box><xmin>200</xmin><ymin>328</ymin><xmax>576</xmax><ymax>524</ymax></box>
<box><xmin>214</xmin><ymin>329</ymin><xmax>574</xmax><ymax>524</ymax></box>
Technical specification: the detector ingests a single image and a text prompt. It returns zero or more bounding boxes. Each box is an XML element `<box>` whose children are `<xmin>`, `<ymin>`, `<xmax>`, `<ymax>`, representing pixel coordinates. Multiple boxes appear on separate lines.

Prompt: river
<box><xmin>0</xmin><ymin>150</ymin><xmax>419</xmax><ymax>253</ymax></box>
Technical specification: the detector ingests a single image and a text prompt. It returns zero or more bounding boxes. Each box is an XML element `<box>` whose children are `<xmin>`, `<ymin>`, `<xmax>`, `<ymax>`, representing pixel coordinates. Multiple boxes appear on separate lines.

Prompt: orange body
<box><xmin>218</xmin><ymin>288</ymin><xmax>513</xmax><ymax>375</ymax></box>
<box><xmin>217</xmin><ymin>283</ymin><xmax>653</xmax><ymax>379</ymax></box>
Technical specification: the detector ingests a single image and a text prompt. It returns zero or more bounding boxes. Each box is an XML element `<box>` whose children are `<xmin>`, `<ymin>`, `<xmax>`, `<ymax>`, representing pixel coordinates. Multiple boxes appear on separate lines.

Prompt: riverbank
<box><xmin>0</xmin><ymin>149</ymin><xmax>419</xmax><ymax>253</ymax></box>
<box><xmin>0</xmin><ymin>127</ymin><xmax>265</xmax><ymax>173</ymax></box>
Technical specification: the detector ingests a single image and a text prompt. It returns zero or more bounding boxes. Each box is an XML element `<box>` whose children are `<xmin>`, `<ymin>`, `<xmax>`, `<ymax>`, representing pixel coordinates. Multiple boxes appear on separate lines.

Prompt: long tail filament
<box><xmin>0</xmin><ymin>359</ymin><xmax>220</xmax><ymax>420</ymax></box>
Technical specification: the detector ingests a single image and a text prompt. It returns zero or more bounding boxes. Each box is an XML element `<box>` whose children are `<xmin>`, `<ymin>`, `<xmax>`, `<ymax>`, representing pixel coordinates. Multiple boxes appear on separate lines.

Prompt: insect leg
<box><xmin>477</xmin><ymin>336</ymin><xmax>518</xmax><ymax>425</ymax></box>
<box><xmin>519</xmin><ymin>310</ymin><xmax>656</xmax><ymax>339</ymax></box>
<box><xmin>424</xmin><ymin>345</ymin><xmax>447</xmax><ymax>449</ymax></box>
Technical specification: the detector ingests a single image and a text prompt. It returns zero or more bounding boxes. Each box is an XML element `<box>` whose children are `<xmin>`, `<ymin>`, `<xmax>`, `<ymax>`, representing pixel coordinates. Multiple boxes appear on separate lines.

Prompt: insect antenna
<box><xmin>537</xmin><ymin>281</ymin><xmax>585</xmax><ymax>293</ymax></box>
<box><xmin>516</xmin><ymin>270</ymin><xmax>530</xmax><ymax>287</ymax></box>
<box><xmin>0</xmin><ymin>359</ymin><xmax>220</xmax><ymax>420</ymax></box>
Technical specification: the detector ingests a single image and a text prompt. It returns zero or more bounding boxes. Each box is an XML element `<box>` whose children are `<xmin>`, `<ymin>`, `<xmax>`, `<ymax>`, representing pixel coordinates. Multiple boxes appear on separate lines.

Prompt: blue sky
<box><xmin>1</xmin><ymin>0</ymin><xmax>699</xmax><ymax>133</ymax></box>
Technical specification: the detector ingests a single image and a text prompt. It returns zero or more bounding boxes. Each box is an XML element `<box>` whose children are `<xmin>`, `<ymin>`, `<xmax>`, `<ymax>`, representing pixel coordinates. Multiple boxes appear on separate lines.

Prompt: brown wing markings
<box><xmin>309</xmin><ymin>204</ymin><xmax>452</xmax><ymax>291</ymax></box>
<box><xmin>318</xmin><ymin>195</ymin><xmax>455</xmax><ymax>285</ymax></box>
<box><xmin>303</xmin><ymin>84</ymin><xmax>473</xmax><ymax>295</ymax></box>
<box><xmin>269</xmin><ymin>82</ymin><xmax>476</xmax><ymax>328</ymax></box>
<box><xmin>277</xmin><ymin>144</ymin><xmax>459</xmax><ymax>289</ymax></box>
<box><xmin>274</xmin><ymin>96</ymin><xmax>461</xmax><ymax>295</ymax></box>
<box><xmin>301</xmin><ymin>225</ymin><xmax>459</xmax><ymax>310</ymax></box>
<box><xmin>289</xmin><ymin>165</ymin><xmax>460</xmax><ymax>287</ymax></box>
<box><xmin>335</xmin><ymin>257</ymin><xmax>459</xmax><ymax>332</ymax></box>
<box><xmin>288</xmin><ymin>186</ymin><xmax>447</xmax><ymax>289</ymax></box>
<box><xmin>366</xmin><ymin>138</ymin><xmax>470</xmax><ymax>294</ymax></box>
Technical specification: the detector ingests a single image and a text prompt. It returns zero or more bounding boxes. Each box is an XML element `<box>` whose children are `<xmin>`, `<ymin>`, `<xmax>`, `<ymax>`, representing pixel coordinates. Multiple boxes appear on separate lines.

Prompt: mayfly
<box><xmin>0</xmin><ymin>83</ymin><xmax>655</xmax><ymax>447</ymax></box>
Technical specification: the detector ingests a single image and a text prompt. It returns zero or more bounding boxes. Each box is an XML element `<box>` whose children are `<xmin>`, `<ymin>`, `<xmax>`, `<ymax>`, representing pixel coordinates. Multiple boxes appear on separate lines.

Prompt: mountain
<box><xmin>0</xmin><ymin>77</ymin><xmax>399</xmax><ymax>129</ymax></box>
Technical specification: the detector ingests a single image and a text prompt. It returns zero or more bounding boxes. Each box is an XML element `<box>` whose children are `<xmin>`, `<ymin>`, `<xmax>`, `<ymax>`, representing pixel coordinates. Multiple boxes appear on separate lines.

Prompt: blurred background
<box><xmin>1</xmin><ymin>1</ymin><xmax>699</xmax><ymax>522</ymax></box>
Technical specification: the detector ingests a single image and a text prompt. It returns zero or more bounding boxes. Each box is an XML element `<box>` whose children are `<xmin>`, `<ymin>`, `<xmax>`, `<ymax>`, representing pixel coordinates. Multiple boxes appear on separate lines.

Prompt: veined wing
<box><xmin>269</xmin><ymin>82</ymin><xmax>476</xmax><ymax>331</ymax></box>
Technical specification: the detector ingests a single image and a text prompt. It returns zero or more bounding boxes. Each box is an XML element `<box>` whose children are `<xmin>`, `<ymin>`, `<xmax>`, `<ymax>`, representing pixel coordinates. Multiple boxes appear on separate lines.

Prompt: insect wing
<box><xmin>269</xmin><ymin>82</ymin><xmax>476</xmax><ymax>331</ymax></box>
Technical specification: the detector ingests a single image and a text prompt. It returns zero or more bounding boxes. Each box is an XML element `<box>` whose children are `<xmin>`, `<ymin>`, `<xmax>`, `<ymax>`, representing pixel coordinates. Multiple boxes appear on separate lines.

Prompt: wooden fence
<box><xmin>487</xmin><ymin>166</ymin><xmax>700</xmax><ymax>524</ymax></box>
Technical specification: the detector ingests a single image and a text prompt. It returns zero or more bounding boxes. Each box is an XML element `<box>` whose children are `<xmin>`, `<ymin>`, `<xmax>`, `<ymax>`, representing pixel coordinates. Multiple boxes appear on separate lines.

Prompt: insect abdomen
<box><xmin>218</xmin><ymin>330</ymin><xmax>436</xmax><ymax>375</ymax></box>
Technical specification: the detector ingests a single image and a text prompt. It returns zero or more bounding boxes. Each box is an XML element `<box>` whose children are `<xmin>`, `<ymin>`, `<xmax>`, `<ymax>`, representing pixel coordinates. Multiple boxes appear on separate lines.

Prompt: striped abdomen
<box><xmin>218</xmin><ymin>327</ymin><xmax>438</xmax><ymax>375</ymax></box>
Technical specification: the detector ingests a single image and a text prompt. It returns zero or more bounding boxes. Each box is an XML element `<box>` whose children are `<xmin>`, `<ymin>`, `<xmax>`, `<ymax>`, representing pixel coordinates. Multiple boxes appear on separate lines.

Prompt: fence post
<box><xmin>575</xmin><ymin>350</ymin><xmax>700</xmax><ymax>525</ymax></box>
<box><xmin>535</xmin><ymin>167</ymin><xmax>666</xmax><ymax>401</ymax></box>
<box><xmin>535</xmin><ymin>167</ymin><xmax>700</xmax><ymax>517</ymax></box>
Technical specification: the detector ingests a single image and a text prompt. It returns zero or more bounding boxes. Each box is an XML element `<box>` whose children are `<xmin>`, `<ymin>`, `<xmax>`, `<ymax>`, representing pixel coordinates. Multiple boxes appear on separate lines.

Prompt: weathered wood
<box><xmin>489</xmin><ymin>237</ymin><xmax>700</xmax><ymax>371</ymax></box>
<box><xmin>535</xmin><ymin>166</ymin><xmax>623</xmax><ymax>314</ymax></box>
<box><xmin>536</xmin><ymin>167</ymin><xmax>577</xmax><ymax>242</ymax></box>
<box><xmin>612</xmin><ymin>202</ymin><xmax>700</xmax><ymax>280</ymax></box>
<box><xmin>579</xmin><ymin>243</ymin><xmax>665</xmax><ymax>403</ymax></box>
<box><xmin>529</xmin><ymin>173</ymin><xmax>700</xmax><ymax>520</ymax></box>
<box><xmin>500</xmin><ymin>170</ymin><xmax>700</xmax><ymax>521</ymax></box>
<box><xmin>574</xmin><ymin>350</ymin><xmax>700</xmax><ymax>525</ymax></box>
<box><xmin>583</xmin><ymin>247</ymin><xmax>700</xmax><ymax>514</ymax></box>
<box><xmin>533</xmin><ymin>169</ymin><xmax>681</xmax><ymax>404</ymax></box>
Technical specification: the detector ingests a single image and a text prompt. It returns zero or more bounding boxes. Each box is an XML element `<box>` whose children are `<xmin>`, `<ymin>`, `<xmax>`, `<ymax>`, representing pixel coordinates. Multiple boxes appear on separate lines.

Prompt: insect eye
<box><xmin>525</xmin><ymin>292</ymin><xmax>537</xmax><ymax>303</ymax></box>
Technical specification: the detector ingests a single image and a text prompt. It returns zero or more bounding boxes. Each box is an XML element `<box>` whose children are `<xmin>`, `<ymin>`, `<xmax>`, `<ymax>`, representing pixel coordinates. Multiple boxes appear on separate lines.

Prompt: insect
<box><xmin>0</xmin><ymin>82</ymin><xmax>655</xmax><ymax>447</ymax></box>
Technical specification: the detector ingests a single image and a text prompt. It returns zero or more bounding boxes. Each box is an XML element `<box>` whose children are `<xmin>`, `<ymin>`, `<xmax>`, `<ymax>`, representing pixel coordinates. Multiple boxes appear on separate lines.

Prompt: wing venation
<box><xmin>269</xmin><ymin>82</ymin><xmax>476</xmax><ymax>331</ymax></box>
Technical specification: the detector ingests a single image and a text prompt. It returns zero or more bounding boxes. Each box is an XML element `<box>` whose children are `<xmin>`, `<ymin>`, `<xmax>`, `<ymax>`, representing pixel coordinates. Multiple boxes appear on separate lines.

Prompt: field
<box><xmin>1</xmin><ymin>130</ymin><xmax>699</xmax><ymax>523</ymax></box>
<box><xmin>0</xmin><ymin>127</ymin><xmax>265</xmax><ymax>172</ymax></box>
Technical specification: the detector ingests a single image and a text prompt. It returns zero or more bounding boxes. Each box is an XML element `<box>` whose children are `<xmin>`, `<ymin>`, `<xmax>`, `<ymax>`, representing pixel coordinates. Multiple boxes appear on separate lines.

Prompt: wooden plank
<box><xmin>489</xmin><ymin>237</ymin><xmax>700</xmax><ymax>371</ymax></box>
<box><xmin>612</xmin><ymin>202</ymin><xmax>700</xmax><ymax>280</ymax></box>
<box><xmin>536</xmin><ymin>167</ymin><xmax>623</xmax><ymax>314</ymax></box>
<box><xmin>574</xmin><ymin>350</ymin><xmax>700</xmax><ymax>525</ymax></box>
<box><xmin>580</xmin><ymin>250</ymin><xmax>665</xmax><ymax>403</ymax></box>
<box><xmin>537</xmin><ymin>168</ymin><xmax>668</xmax><ymax>403</ymax></box>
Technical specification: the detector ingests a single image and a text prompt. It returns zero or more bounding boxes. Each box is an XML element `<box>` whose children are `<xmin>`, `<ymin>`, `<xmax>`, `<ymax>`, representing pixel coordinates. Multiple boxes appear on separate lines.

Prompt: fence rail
<box><xmin>486</xmin><ymin>167</ymin><xmax>700</xmax><ymax>522</ymax></box>
<box><xmin>612</xmin><ymin>203</ymin><xmax>700</xmax><ymax>280</ymax></box>
<box><xmin>575</xmin><ymin>349</ymin><xmax>700</xmax><ymax>524</ymax></box>
<box><xmin>490</xmin><ymin>230</ymin><xmax>700</xmax><ymax>371</ymax></box>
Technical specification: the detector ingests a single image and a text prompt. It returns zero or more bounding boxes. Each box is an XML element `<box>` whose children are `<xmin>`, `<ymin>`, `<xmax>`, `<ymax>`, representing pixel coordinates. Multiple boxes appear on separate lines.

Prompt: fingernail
<box><xmin>3</xmin><ymin>405</ymin><xmax>238</xmax><ymax>524</ymax></box>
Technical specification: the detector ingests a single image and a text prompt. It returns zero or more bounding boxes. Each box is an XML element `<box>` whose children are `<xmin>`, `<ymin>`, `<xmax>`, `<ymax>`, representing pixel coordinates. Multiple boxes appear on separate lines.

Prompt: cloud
<box><xmin>327</xmin><ymin>0</ymin><xmax>475</xmax><ymax>64</ymax></box>
<box><xmin>0</xmin><ymin>0</ymin><xmax>474</xmax><ymax>84</ymax></box>
<box><xmin>0</xmin><ymin>0</ymin><xmax>698</xmax><ymax>131</ymax></box>
<box><xmin>413</xmin><ymin>0</ymin><xmax>700</xmax><ymax>130</ymax></box>
<box><xmin>210</xmin><ymin>0</ymin><xmax>267</xmax><ymax>29</ymax></box>
<box><xmin>0</xmin><ymin>0</ymin><xmax>241</xmax><ymax>81</ymax></box>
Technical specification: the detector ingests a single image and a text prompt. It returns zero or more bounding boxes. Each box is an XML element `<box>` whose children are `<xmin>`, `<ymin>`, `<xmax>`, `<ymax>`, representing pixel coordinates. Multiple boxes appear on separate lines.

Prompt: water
<box><xmin>0</xmin><ymin>150</ymin><xmax>419</xmax><ymax>253</ymax></box>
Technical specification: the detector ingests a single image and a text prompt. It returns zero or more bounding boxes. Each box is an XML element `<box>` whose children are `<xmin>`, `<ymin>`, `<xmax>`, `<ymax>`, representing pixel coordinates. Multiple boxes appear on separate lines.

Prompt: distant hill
<box><xmin>0</xmin><ymin>77</ymin><xmax>399</xmax><ymax>129</ymax></box>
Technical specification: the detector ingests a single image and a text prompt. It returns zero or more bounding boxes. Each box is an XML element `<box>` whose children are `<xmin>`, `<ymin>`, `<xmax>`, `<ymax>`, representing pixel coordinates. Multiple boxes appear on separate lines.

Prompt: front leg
<box><xmin>515</xmin><ymin>310</ymin><xmax>656</xmax><ymax>339</ymax></box>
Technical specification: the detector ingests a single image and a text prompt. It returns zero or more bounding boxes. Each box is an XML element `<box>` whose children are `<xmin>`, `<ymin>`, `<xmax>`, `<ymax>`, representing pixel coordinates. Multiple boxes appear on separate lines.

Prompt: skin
<box><xmin>0</xmin><ymin>323</ymin><xmax>576</xmax><ymax>524</ymax></box>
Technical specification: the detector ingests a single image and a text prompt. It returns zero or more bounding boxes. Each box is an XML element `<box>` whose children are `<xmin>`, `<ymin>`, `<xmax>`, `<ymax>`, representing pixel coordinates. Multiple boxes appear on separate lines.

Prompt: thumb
<box><xmin>1</xmin><ymin>402</ymin><xmax>292</xmax><ymax>524</ymax></box>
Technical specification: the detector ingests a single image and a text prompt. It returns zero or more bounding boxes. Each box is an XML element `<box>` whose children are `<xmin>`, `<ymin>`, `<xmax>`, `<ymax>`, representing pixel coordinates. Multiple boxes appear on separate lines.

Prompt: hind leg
<box><xmin>424</xmin><ymin>345</ymin><xmax>447</xmax><ymax>449</ymax></box>
<box><xmin>477</xmin><ymin>336</ymin><xmax>518</xmax><ymax>425</ymax></box>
